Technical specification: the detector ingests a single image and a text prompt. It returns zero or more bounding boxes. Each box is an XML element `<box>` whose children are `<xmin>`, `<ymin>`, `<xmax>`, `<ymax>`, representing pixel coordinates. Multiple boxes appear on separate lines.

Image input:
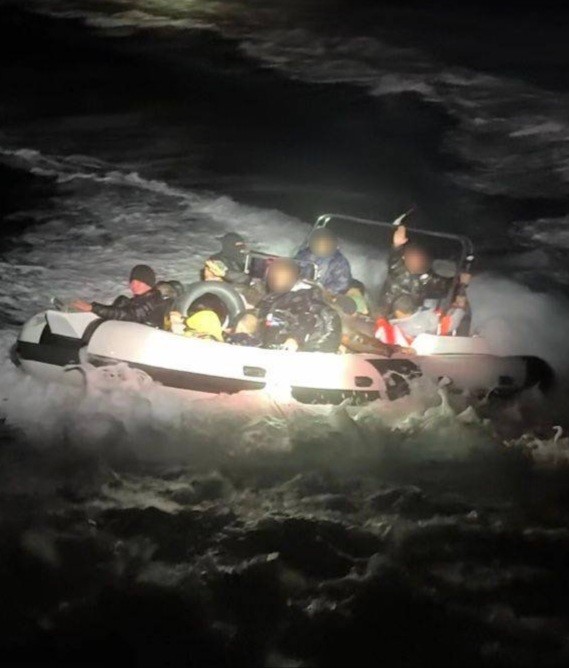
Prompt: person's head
<box><xmin>234</xmin><ymin>310</ymin><xmax>260</xmax><ymax>335</ymax></box>
<box><xmin>168</xmin><ymin>280</ymin><xmax>184</xmax><ymax>297</ymax></box>
<box><xmin>129</xmin><ymin>264</ymin><xmax>156</xmax><ymax>296</ymax></box>
<box><xmin>219</xmin><ymin>232</ymin><xmax>248</xmax><ymax>260</ymax></box>
<box><xmin>309</xmin><ymin>228</ymin><xmax>338</xmax><ymax>259</ymax></box>
<box><xmin>187</xmin><ymin>294</ymin><xmax>229</xmax><ymax>324</ymax></box>
<box><xmin>266</xmin><ymin>258</ymin><xmax>300</xmax><ymax>294</ymax></box>
<box><xmin>392</xmin><ymin>295</ymin><xmax>419</xmax><ymax>320</ymax></box>
<box><xmin>403</xmin><ymin>243</ymin><xmax>431</xmax><ymax>275</ymax></box>
<box><xmin>345</xmin><ymin>279</ymin><xmax>369</xmax><ymax>314</ymax></box>
<box><xmin>155</xmin><ymin>281</ymin><xmax>178</xmax><ymax>300</ymax></box>
<box><xmin>333</xmin><ymin>295</ymin><xmax>358</xmax><ymax>316</ymax></box>
<box><xmin>185</xmin><ymin>310</ymin><xmax>224</xmax><ymax>342</ymax></box>
<box><xmin>348</xmin><ymin>279</ymin><xmax>366</xmax><ymax>296</ymax></box>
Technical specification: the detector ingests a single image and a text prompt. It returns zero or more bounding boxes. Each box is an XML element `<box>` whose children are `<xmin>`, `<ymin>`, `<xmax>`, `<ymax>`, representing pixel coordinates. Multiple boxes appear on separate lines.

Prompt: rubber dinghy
<box><xmin>12</xmin><ymin>308</ymin><xmax>551</xmax><ymax>404</ymax></box>
<box><xmin>11</xmin><ymin>214</ymin><xmax>553</xmax><ymax>404</ymax></box>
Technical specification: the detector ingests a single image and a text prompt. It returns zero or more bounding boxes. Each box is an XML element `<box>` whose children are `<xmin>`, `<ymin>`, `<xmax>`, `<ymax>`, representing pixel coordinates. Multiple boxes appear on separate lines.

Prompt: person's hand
<box><xmin>282</xmin><ymin>338</ymin><xmax>299</xmax><ymax>352</ymax></box>
<box><xmin>459</xmin><ymin>272</ymin><xmax>472</xmax><ymax>286</ymax></box>
<box><xmin>393</xmin><ymin>224</ymin><xmax>408</xmax><ymax>248</ymax></box>
<box><xmin>392</xmin><ymin>344</ymin><xmax>414</xmax><ymax>356</ymax></box>
<box><xmin>205</xmin><ymin>260</ymin><xmax>227</xmax><ymax>278</ymax></box>
<box><xmin>71</xmin><ymin>300</ymin><xmax>92</xmax><ymax>312</ymax></box>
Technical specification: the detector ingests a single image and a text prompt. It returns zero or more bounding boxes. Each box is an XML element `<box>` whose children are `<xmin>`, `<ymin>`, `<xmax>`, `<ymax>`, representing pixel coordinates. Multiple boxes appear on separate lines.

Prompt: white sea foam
<box><xmin>1</xmin><ymin>143</ymin><xmax>568</xmax><ymax>467</ymax></box>
<box><xmin>514</xmin><ymin>216</ymin><xmax>569</xmax><ymax>250</ymax></box>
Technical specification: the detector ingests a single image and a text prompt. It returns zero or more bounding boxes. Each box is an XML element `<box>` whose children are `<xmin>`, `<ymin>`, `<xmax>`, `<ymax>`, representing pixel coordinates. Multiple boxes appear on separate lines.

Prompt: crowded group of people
<box><xmin>71</xmin><ymin>223</ymin><xmax>472</xmax><ymax>357</ymax></box>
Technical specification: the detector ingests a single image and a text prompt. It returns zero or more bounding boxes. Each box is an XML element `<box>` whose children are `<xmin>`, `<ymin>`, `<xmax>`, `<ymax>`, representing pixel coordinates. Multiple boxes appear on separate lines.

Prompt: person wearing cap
<box><xmin>257</xmin><ymin>258</ymin><xmax>342</xmax><ymax>352</ymax></box>
<box><xmin>203</xmin><ymin>232</ymin><xmax>250</xmax><ymax>286</ymax></box>
<box><xmin>294</xmin><ymin>228</ymin><xmax>352</xmax><ymax>295</ymax></box>
<box><xmin>379</xmin><ymin>224</ymin><xmax>459</xmax><ymax>316</ymax></box>
<box><xmin>71</xmin><ymin>264</ymin><xmax>165</xmax><ymax>327</ymax></box>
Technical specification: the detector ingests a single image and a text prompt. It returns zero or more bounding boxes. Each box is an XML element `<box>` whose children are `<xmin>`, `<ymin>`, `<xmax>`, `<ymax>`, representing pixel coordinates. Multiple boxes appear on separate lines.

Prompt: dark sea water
<box><xmin>2</xmin><ymin>2</ymin><xmax>569</xmax><ymax>666</ymax></box>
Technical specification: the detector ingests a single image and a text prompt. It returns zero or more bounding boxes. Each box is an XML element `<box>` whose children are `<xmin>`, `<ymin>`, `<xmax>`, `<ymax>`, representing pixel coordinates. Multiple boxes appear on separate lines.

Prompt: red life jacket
<box><xmin>434</xmin><ymin>307</ymin><xmax>459</xmax><ymax>336</ymax></box>
<box><xmin>374</xmin><ymin>317</ymin><xmax>413</xmax><ymax>346</ymax></box>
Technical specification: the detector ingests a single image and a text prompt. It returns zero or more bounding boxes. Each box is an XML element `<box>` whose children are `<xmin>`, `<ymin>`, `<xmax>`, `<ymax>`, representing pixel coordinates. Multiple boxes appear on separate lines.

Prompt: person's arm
<box><xmin>91</xmin><ymin>300</ymin><xmax>133</xmax><ymax>321</ymax></box>
<box><xmin>72</xmin><ymin>298</ymin><xmax>134</xmax><ymax>320</ymax></box>
<box><xmin>388</xmin><ymin>224</ymin><xmax>408</xmax><ymax>272</ymax></box>
<box><xmin>326</xmin><ymin>254</ymin><xmax>352</xmax><ymax>294</ymax></box>
<box><xmin>91</xmin><ymin>292</ymin><xmax>161</xmax><ymax>323</ymax></box>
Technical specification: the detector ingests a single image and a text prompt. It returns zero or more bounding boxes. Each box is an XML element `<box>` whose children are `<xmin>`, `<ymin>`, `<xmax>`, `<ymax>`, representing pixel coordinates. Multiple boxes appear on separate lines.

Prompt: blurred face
<box><xmin>394</xmin><ymin>308</ymin><xmax>413</xmax><ymax>320</ymax></box>
<box><xmin>235</xmin><ymin>241</ymin><xmax>247</xmax><ymax>255</ymax></box>
<box><xmin>310</xmin><ymin>235</ymin><xmax>336</xmax><ymax>258</ymax></box>
<box><xmin>404</xmin><ymin>248</ymin><xmax>429</xmax><ymax>275</ymax></box>
<box><xmin>267</xmin><ymin>264</ymin><xmax>298</xmax><ymax>293</ymax></box>
<box><xmin>130</xmin><ymin>279</ymin><xmax>152</xmax><ymax>296</ymax></box>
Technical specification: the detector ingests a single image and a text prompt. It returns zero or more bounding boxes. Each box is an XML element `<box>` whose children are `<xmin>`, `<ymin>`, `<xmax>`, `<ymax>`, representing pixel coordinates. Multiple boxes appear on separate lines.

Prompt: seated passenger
<box><xmin>168</xmin><ymin>294</ymin><xmax>229</xmax><ymax>335</ymax></box>
<box><xmin>345</xmin><ymin>279</ymin><xmax>370</xmax><ymax>315</ymax></box>
<box><xmin>257</xmin><ymin>258</ymin><xmax>342</xmax><ymax>352</ymax></box>
<box><xmin>330</xmin><ymin>294</ymin><xmax>411</xmax><ymax>357</ymax></box>
<box><xmin>203</xmin><ymin>233</ymin><xmax>250</xmax><ymax>286</ymax></box>
<box><xmin>71</xmin><ymin>264</ymin><xmax>165</xmax><ymax>327</ymax></box>
<box><xmin>155</xmin><ymin>280</ymin><xmax>185</xmax><ymax>329</ymax></box>
<box><xmin>295</xmin><ymin>228</ymin><xmax>352</xmax><ymax>295</ymax></box>
<box><xmin>379</xmin><ymin>224</ymin><xmax>453</xmax><ymax>316</ymax></box>
<box><xmin>183</xmin><ymin>309</ymin><xmax>224</xmax><ymax>341</ymax></box>
<box><xmin>225</xmin><ymin>311</ymin><xmax>262</xmax><ymax>347</ymax></box>
<box><xmin>375</xmin><ymin>293</ymin><xmax>468</xmax><ymax>346</ymax></box>
<box><xmin>375</xmin><ymin>296</ymin><xmax>419</xmax><ymax>347</ymax></box>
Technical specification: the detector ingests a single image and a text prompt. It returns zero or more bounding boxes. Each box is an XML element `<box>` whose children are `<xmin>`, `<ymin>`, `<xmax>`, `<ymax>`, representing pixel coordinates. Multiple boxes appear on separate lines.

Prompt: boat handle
<box><xmin>355</xmin><ymin>376</ymin><xmax>373</xmax><ymax>388</ymax></box>
<box><xmin>243</xmin><ymin>366</ymin><xmax>267</xmax><ymax>378</ymax></box>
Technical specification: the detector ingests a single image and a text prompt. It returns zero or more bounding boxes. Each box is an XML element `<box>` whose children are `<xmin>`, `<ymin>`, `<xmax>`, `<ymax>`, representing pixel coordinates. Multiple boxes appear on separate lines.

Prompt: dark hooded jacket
<box><xmin>91</xmin><ymin>289</ymin><xmax>166</xmax><ymax>328</ymax></box>
<box><xmin>208</xmin><ymin>233</ymin><xmax>250</xmax><ymax>286</ymax></box>
<box><xmin>379</xmin><ymin>246</ymin><xmax>452</xmax><ymax>315</ymax></box>
<box><xmin>257</xmin><ymin>286</ymin><xmax>342</xmax><ymax>353</ymax></box>
<box><xmin>294</xmin><ymin>247</ymin><xmax>352</xmax><ymax>294</ymax></box>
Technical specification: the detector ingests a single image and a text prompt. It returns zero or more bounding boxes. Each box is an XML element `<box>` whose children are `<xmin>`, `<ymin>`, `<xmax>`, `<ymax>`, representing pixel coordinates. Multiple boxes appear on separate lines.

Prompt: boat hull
<box><xmin>12</xmin><ymin>312</ymin><xmax>552</xmax><ymax>404</ymax></box>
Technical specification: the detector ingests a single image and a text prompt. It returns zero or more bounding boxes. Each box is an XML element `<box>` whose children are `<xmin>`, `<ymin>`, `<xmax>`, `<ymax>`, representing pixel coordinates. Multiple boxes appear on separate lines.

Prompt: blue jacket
<box><xmin>294</xmin><ymin>248</ymin><xmax>352</xmax><ymax>294</ymax></box>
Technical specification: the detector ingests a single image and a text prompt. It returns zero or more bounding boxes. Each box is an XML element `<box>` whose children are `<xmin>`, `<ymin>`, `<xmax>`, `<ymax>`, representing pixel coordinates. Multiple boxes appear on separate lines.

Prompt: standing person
<box><xmin>257</xmin><ymin>259</ymin><xmax>342</xmax><ymax>353</ymax></box>
<box><xmin>295</xmin><ymin>228</ymin><xmax>352</xmax><ymax>294</ymax></box>
<box><xmin>203</xmin><ymin>232</ymin><xmax>250</xmax><ymax>286</ymax></box>
<box><xmin>71</xmin><ymin>264</ymin><xmax>166</xmax><ymax>327</ymax></box>
<box><xmin>379</xmin><ymin>224</ymin><xmax>453</xmax><ymax>316</ymax></box>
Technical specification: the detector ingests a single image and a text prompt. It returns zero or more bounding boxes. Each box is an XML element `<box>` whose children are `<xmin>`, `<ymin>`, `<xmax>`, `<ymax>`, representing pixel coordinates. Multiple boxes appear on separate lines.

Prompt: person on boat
<box><xmin>257</xmin><ymin>258</ymin><xmax>342</xmax><ymax>352</ymax></box>
<box><xmin>203</xmin><ymin>232</ymin><xmax>250</xmax><ymax>286</ymax></box>
<box><xmin>168</xmin><ymin>294</ymin><xmax>229</xmax><ymax>335</ymax></box>
<box><xmin>183</xmin><ymin>309</ymin><xmax>225</xmax><ymax>341</ymax></box>
<box><xmin>225</xmin><ymin>311</ymin><xmax>263</xmax><ymax>347</ymax></box>
<box><xmin>295</xmin><ymin>228</ymin><xmax>352</xmax><ymax>295</ymax></box>
<box><xmin>328</xmin><ymin>293</ymin><xmax>412</xmax><ymax>356</ymax></box>
<box><xmin>375</xmin><ymin>292</ymin><xmax>469</xmax><ymax>345</ymax></box>
<box><xmin>375</xmin><ymin>295</ymin><xmax>420</xmax><ymax>347</ymax></box>
<box><xmin>379</xmin><ymin>224</ymin><xmax>453</xmax><ymax>316</ymax></box>
<box><xmin>345</xmin><ymin>279</ymin><xmax>370</xmax><ymax>315</ymax></box>
<box><xmin>71</xmin><ymin>264</ymin><xmax>165</xmax><ymax>327</ymax></box>
<box><xmin>155</xmin><ymin>280</ymin><xmax>185</xmax><ymax>329</ymax></box>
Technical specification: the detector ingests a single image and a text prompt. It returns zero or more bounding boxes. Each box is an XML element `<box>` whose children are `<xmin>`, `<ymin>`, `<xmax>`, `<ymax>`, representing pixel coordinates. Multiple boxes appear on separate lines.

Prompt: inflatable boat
<box><xmin>10</xmin><ymin>214</ymin><xmax>554</xmax><ymax>404</ymax></box>
<box><xmin>11</xmin><ymin>308</ymin><xmax>551</xmax><ymax>404</ymax></box>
